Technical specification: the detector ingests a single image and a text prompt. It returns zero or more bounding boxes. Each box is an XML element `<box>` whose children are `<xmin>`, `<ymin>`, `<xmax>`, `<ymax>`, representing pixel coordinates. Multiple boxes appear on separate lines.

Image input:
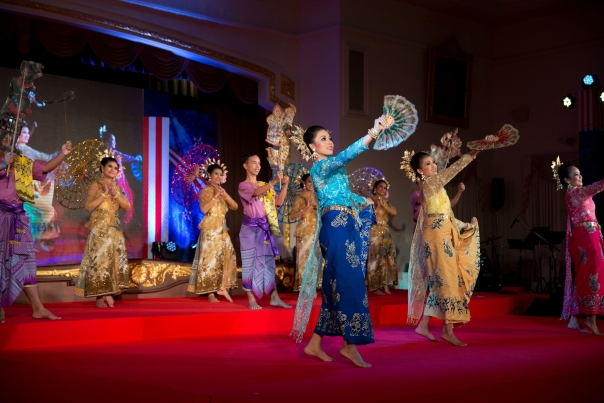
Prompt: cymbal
<box><xmin>481</xmin><ymin>236</ymin><xmax>502</xmax><ymax>245</ymax></box>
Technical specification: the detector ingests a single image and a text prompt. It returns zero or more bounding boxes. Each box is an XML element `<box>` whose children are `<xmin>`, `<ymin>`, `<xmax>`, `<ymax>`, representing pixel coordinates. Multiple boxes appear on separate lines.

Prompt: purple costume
<box><xmin>0</xmin><ymin>159</ymin><xmax>46</xmax><ymax>308</ymax></box>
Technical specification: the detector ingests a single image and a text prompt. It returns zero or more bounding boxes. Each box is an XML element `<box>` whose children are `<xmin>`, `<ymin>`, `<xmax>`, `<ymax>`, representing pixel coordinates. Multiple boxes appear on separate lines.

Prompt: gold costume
<box><xmin>75</xmin><ymin>181</ymin><xmax>130</xmax><ymax>297</ymax></box>
<box><xmin>291</xmin><ymin>190</ymin><xmax>323</xmax><ymax>291</ymax></box>
<box><xmin>187</xmin><ymin>186</ymin><xmax>238</xmax><ymax>294</ymax></box>
<box><xmin>408</xmin><ymin>154</ymin><xmax>480</xmax><ymax>324</ymax></box>
<box><xmin>366</xmin><ymin>197</ymin><xmax>397</xmax><ymax>291</ymax></box>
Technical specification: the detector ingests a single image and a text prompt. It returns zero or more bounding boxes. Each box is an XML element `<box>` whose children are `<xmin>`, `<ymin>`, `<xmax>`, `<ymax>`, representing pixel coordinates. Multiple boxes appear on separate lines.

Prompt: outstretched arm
<box><xmin>42</xmin><ymin>141</ymin><xmax>72</xmax><ymax>173</ymax></box>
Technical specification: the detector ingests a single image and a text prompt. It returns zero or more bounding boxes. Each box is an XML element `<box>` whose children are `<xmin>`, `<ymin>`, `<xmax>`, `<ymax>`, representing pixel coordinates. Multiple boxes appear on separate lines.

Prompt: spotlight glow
<box><xmin>601</xmin><ymin>92</ymin><xmax>604</xmax><ymax>102</ymax></box>
<box><xmin>563</xmin><ymin>97</ymin><xmax>573</xmax><ymax>107</ymax></box>
<box><xmin>583</xmin><ymin>75</ymin><xmax>595</xmax><ymax>86</ymax></box>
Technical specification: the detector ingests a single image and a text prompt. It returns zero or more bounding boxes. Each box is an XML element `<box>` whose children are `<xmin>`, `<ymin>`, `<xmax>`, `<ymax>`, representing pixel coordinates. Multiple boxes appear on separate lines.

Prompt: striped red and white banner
<box><xmin>579</xmin><ymin>89</ymin><xmax>604</xmax><ymax>132</ymax></box>
<box><xmin>142</xmin><ymin>117</ymin><xmax>170</xmax><ymax>259</ymax></box>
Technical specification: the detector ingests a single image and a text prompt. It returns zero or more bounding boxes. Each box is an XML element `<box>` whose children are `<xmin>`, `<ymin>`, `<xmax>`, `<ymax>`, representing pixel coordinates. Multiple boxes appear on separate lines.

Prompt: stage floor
<box><xmin>2</xmin><ymin>291</ymin><xmax>602</xmax><ymax>403</ymax></box>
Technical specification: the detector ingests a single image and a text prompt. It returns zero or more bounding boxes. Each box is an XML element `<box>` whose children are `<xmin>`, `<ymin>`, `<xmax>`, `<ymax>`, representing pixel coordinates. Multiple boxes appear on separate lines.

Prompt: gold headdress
<box><xmin>97</xmin><ymin>148</ymin><xmax>122</xmax><ymax>164</ymax></box>
<box><xmin>199</xmin><ymin>158</ymin><xmax>227</xmax><ymax>180</ymax></box>
<box><xmin>551</xmin><ymin>156</ymin><xmax>564</xmax><ymax>191</ymax></box>
<box><xmin>369</xmin><ymin>178</ymin><xmax>390</xmax><ymax>192</ymax></box>
<box><xmin>400</xmin><ymin>150</ymin><xmax>417</xmax><ymax>182</ymax></box>
<box><xmin>290</xmin><ymin>124</ymin><xmax>313</xmax><ymax>161</ymax></box>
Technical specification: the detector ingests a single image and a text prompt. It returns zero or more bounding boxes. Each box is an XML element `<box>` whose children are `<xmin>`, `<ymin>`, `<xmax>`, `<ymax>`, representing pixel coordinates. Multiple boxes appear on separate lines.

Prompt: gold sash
<box><xmin>14</xmin><ymin>155</ymin><xmax>35</xmax><ymax>203</ymax></box>
<box><xmin>258</xmin><ymin>181</ymin><xmax>282</xmax><ymax>236</ymax></box>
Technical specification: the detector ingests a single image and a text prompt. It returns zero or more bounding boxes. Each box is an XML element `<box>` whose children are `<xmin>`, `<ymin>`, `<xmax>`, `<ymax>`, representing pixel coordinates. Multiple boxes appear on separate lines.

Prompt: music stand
<box><xmin>507</xmin><ymin>238</ymin><xmax>535</xmax><ymax>289</ymax></box>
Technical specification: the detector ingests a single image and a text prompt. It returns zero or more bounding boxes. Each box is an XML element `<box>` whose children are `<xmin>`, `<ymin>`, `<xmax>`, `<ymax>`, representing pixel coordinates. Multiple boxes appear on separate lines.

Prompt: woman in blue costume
<box><xmin>291</xmin><ymin>118</ymin><xmax>384</xmax><ymax>368</ymax></box>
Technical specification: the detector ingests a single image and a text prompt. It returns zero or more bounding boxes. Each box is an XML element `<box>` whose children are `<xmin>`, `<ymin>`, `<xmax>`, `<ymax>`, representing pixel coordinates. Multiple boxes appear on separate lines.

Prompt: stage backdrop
<box><xmin>142</xmin><ymin>110</ymin><xmax>218</xmax><ymax>260</ymax></box>
<box><xmin>0</xmin><ymin>66</ymin><xmax>144</xmax><ymax>266</ymax></box>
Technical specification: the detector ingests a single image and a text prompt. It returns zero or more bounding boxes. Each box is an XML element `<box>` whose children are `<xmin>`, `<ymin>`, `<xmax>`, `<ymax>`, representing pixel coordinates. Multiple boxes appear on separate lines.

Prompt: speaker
<box><xmin>491</xmin><ymin>178</ymin><xmax>505</xmax><ymax>211</ymax></box>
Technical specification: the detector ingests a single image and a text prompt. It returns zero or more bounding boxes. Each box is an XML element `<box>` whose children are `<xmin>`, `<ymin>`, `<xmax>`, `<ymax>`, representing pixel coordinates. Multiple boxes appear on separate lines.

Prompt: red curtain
<box><xmin>5</xmin><ymin>16</ymin><xmax>258</xmax><ymax>104</ymax></box>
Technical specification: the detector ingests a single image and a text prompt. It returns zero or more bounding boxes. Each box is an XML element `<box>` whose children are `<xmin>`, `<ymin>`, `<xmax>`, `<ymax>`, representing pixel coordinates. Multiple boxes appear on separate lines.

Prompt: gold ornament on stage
<box><xmin>552</xmin><ymin>155</ymin><xmax>564</xmax><ymax>191</ymax></box>
<box><xmin>54</xmin><ymin>139</ymin><xmax>108</xmax><ymax>210</ymax></box>
<box><xmin>400</xmin><ymin>150</ymin><xmax>417</xmax><ymax>182</ymax></box>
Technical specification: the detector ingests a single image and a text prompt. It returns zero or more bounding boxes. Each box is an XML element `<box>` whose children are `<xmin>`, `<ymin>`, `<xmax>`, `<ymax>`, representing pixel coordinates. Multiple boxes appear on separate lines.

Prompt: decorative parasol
<box><xmin>348</xmin><ymin>167</ymin><xmax>386</xmax><ymax>198</ymax></box>
<box><xmin>373</xmin><ymin>95</ymin><xmax>418</xmax><ymax>151</ymax></box>
<box><xmin>54</xmin><ymin>139</ymin><xmax>106</xmax><ymax>210</ymax></box>
<box><xmin>467</xmin><ymin>124</ymin><xmax>519</xmax><ymax>151</ymax></box>
<box><xmin>170</xmin><ymin>143</ymin><xmax>219</xmax><ymax>206</ymax></box>
<box><xmin>272</xmin><ymin>162</ymin><xmax>309</xmax><ymax>224</ymax></box>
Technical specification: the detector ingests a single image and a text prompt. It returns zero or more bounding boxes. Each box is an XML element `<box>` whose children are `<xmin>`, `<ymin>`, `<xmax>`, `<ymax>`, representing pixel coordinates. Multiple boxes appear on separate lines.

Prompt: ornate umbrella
<box><xmin>54</xmin><ymin>139</ymin><xmax>106</xmax><ymax>210</ymax></box>
<box><xmin>349</xmin><ymin>167</ymin><xmax>386</xmax><ymax>198</ymax></box>
<box><xmin>170</xmin><ymin>143</ymin><xmax>219</xmax><ymax>206</ymax></box>
<box><xmin>272</xmin><ymin>162</ymin><xmax>309</xmax><ymax>224</ymax></box>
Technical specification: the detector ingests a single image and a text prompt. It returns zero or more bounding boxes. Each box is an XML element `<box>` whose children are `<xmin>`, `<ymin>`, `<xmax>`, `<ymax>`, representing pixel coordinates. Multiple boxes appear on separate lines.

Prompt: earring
<box><xmin>421</xmin><ymin>173</ymin><xmax>426</xmax><ymax>181</ymax></box>
<box><xmin>567</xmin><ymin>182</ymin><xmax>572</xmax><ymax>190</ymax></box>
<box><xmin>311</xmin><ymin>149</ymin><xmax>318</xmax><ymax>161</ymax></box>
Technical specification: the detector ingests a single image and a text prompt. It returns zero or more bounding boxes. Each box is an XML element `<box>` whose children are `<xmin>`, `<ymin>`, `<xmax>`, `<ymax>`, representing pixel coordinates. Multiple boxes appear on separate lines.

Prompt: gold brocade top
<box><xmin>199</xmin><ymin>186</ymin><xmax>235</xmax><ymax>232</ymax></box>
<box><xmin>371</xmin><ymin>196</ymin><xmax>397</xmax><ymax>236</ymax></box>
<box><xmin>421</xmin><ymin>154</ymin><xmax>473</xmax><ymax>215</ymax></box>
<box><xmin>85</xmin><ymin>181</ymin><xmax>125</xmax><ymax>232</ymax></box>
<box><xmin>292</xmin><ymin>189</ymin><xmax>318</xmax><ymax>238</ymax></box>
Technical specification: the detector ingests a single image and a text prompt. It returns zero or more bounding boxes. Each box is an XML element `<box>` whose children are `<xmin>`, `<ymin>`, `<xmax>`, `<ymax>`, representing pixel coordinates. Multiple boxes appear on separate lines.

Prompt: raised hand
<box><xmin>213</xmin><ymin>185</ymin><xmax>221</xmax><ymax>197</ymax></box>
<box><xmin>101</xmin><ymin>182</ymin><xmax>109</xmax><ymax>195</ymax></box>
<box><xmin>219</xmin><ymin>187</ymin><xmax>228</xmax><ymax>198</ymax></box>
<box><xmin>4</xmin><ymin>152</ymin><xmax>15</xmax><ymax>165</ymax></box>
<box><xmin>62</xmin><ymin>141</ymin><xmax>72</xmax><ymax>156</ymax></box>
<box><xmin>282</xmin><ymin>175</ymin><xmax>290</xmax><ymax>185</ymax></box>
<box><xmin>458</xmin><ymin>182</ymin><xmax>465</xmax><ymax>193</ymax></box>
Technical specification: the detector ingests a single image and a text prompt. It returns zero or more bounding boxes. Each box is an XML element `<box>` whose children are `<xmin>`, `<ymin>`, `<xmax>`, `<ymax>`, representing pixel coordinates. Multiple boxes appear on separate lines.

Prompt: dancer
<box><xmin>100</xmin><ymin>126</ymin><xmax>141</xmax><ymax>226</ymax></box>
<box><xmin>555</xmin><ymin>159</ymin><xmax>604</xmax><ymax>335</ymax></box>
<box><xmin>292</xmin><ymin>118</ymin><xmax>385</xmax><ymax>368</ymax></box>
<box><xmin>17</xmin><ymin>122</ymin><xmax>61</xmax><ymax>251</ymax></box>
<box><xmin>411</xmin><ymin>181</ymin><xmax>465</xmax><ymax>223</ymax></box>
<box><xmin>187</xmin><ymin>161</ymin><xmax>238</xmax><ymax>302</ymax></box>
<box><xmin>290</xmin><ymin>174</ymin><xmax>322</xmax><ymax>294</ymax></box>
<box><xmin>0</xmin><ymin>133</ymin><xmax>71</xmax><ymax>323</ymax></box>
<box><xmin>403</xmin><ymin>149</ymin><xmax>481</xmax><ymax>346</ymax></box>
<box><xmin>238</xmin><ymin>153</ymin><xmax>291</xmax><ymax>309</ymax></box>
<box><xmin>367</xmin><ymin>180</ymin><xmax>397</xmax><ymax>295</ymax></box>
<box><xmin>74</xmin><ymin>156</ymin><xmax>131</xmax><ymax>307</ymax></box>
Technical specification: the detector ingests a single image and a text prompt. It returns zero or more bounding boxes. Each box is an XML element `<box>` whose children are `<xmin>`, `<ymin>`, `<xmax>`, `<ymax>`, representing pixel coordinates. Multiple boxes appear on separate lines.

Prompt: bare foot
<box><xmin>208</xmin><ymin>294</ymin><xmax>219</xmax><ymax>303</ymax></box>
<box><xmin>0</xmin><ymin>308</ymin><xmax>5</xmax><ymax>323</ymax></box>
<box><xmin>441</xmin><ymin>330</ymin><xmax>467</xmax><ymax>346</ymax></box>
<box><xmin>340</xmin><ymin>346</ymin><xmax>371</xmax><ymax>368</ymax></box>
<box><xmin>373</xmin><ymin>290</ymin><xmax>384</xmax><ymax>296</ymax></box>
<box><xmin>248</xmin><ymin>293</ymin><xmax>262</xmax><ymax>310</ymax></box>
<box><xmin>96</xmin><ymin>297</ymin><xmax>107</xmax><ymax>308</ymax></box>
<box><xmin>105</xmin><ymin>295</ymin><xmax>115</xmax><ymax>308</ymax></box>
<box><xmin>217</xmin><ymin>290</ymin><xmax>233</xmax><ymax>303</ymax></box>
<box><xmin>415</xmin><ymin>326</ymin><xmax>439</xmax><ymax>342</ymax></box>
<box><xmin>270</xmin><ymin>293</ymin><xmax>292</xmax><ymax>309</ymax></box>
<box><xmin>584</xmin><ymin>320</ymin><xmax>603</xmax><ymax>336</ymax></box>
<box><xmin>304</xmin><ymin>344</ymin><xmax>335</xmax><ymax>362</ymax></box>
<box><xmin>568</xmin><ymin>316</ymin><xmax>592</xmax><ymax>334</ymax></box>
<box><xmin>32</xmin><ymin>306</ymin><xmax>62</xmax><ymax>320</ymax></box>
<box><xmin>383</xmin><ymin>286</ymin><xmax>391</xmax><ymax>295</ymax></box>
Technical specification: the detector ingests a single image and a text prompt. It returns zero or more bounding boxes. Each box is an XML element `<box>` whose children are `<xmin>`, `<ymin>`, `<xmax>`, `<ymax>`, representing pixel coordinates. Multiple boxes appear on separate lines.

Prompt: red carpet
<box><xmin>2</xmin><ymin>291</ymin><xmax>602</xmax><ymax>403</ymax></box>
<box><xmin>0</xmin><ymin>290</ymin><xmax>538</xmax><ymax>350</ymax></box>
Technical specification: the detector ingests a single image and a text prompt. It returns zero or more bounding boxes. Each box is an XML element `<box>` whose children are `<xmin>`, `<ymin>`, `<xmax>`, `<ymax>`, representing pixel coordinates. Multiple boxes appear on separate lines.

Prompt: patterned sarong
<box><xmin>240</xmin><ymin>215</ymin><xmax>279</xmax><ymax>299</ymax></box>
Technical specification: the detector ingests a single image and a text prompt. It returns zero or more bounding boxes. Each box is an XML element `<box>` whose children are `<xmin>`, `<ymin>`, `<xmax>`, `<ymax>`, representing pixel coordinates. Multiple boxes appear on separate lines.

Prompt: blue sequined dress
<box><xmin>294</xmin><ymin>138</ymin><xmax>375</xmax><ymax>344</ymax></box>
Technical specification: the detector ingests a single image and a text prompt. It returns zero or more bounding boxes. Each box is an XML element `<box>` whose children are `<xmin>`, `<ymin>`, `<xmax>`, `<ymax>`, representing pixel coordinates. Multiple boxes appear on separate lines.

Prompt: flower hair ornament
<box><xmin>551</xmin><ymin>155</ymin><xmax>564</xmax><ymax>191</ymax></box>
<box><xmin>199</xmin><ymin>158</ymin><xmax>228</xmax><ymax>181</ymax></box>
<box><xmin>400</xmin><ymin>150</ymin><xmax>417</xmax><ymax>182</ymax></box>
<box><xmin>290</xmin><ymin>125</ymin><xmax>314</xmax><ymax>161</ymax></box>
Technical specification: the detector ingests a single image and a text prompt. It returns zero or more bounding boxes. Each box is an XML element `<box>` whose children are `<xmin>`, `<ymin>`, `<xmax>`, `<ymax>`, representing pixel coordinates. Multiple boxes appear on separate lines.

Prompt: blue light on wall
<box><xmin>583</xmin><ymin>75</ymin><xmax>595</xmax><ymax>86</ymax></box>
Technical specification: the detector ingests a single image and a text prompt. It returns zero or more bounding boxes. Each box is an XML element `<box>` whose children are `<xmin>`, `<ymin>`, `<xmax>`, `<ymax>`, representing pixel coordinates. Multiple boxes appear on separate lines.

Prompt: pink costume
<box><xmin>561</xmin><ymin>178</ymin><xmax>604</xmax><ymax>319</ymax></box>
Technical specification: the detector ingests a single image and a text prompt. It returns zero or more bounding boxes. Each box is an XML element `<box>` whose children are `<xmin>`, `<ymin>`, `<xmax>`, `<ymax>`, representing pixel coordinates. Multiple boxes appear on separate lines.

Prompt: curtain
<box><xmin>2</xmin><ymin>14</ymin><xmax>258</xmax><ymax>104</ymax></box>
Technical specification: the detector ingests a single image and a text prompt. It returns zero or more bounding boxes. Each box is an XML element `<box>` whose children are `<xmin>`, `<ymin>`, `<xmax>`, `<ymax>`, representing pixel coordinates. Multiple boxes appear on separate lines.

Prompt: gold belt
<box><xmin>206</xmin><ymin>213</ymin><xmax>222</xmax><ymax>217</ymax></box>
<box><xmin>377</xmin><ymin>220</ymin><xmax>388</xmax><ymax>225</ymax></box>
<box><xmin>572</xmin><ymin>221</ymin><xmax>601</xmax><ymax>229</ymax></box>
<box><xmin>321</xmin><ymin>205</ymin><xmax>357</xmax><ymax>220</ymax></box>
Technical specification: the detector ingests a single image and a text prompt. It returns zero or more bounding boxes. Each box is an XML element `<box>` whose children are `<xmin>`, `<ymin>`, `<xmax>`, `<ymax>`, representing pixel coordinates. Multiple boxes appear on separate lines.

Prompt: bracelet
<box><xmin>100</xmin><ymin>193</ymin><xmax>107</xmax><ymax>199</ymax></box>
<box><xmin>368</xmin><ymin>128</ymin><xmax>379</xmax><ymax>139</ymax></box>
